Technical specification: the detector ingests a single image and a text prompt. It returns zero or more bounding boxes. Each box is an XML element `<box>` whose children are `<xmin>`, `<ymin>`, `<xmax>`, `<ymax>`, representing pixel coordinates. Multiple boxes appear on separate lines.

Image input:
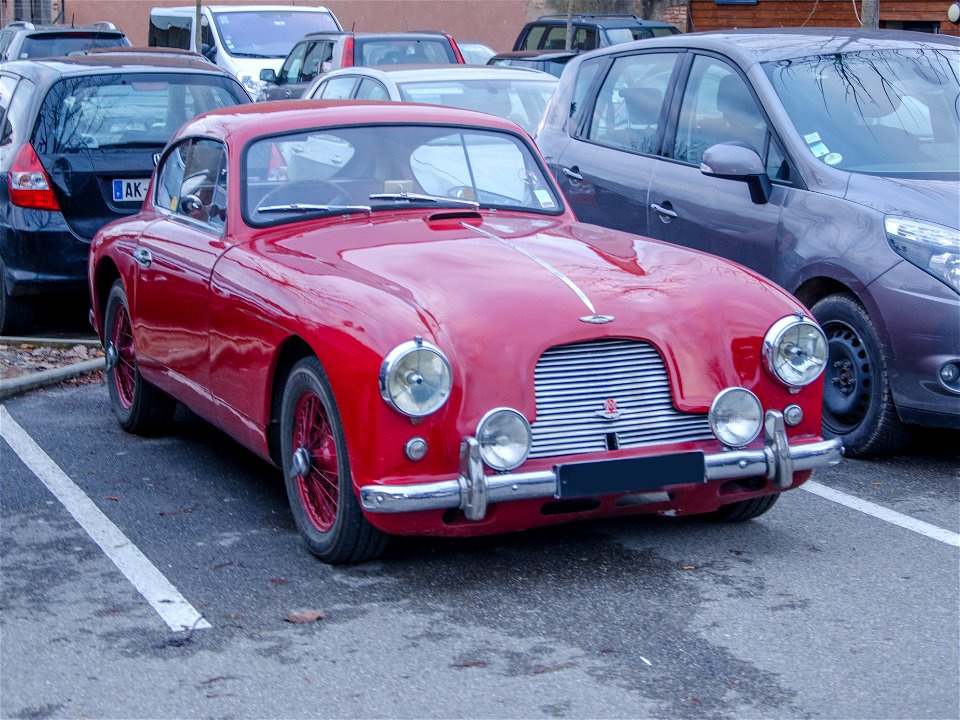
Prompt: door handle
<box><xmin>651</xmin><ymin>202</ymin><xmax>678</xmax><ymax>219</ymax></box>
<box><xmin>133</xmin><ymin>247</ymin><xmax>152</xmax><ymax>268</ymax></box>
<box><xmin>562</xmin><ymin>166</ymin><xmax>583</xmax><ymax>182</ymax></box>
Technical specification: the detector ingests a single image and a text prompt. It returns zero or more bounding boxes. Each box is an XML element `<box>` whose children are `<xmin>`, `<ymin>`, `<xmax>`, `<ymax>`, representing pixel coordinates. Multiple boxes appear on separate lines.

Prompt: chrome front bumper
<box><xmin>359</xmin><ymin>410</ymin><xmax>843</xmax><ymax>521</ymax></box>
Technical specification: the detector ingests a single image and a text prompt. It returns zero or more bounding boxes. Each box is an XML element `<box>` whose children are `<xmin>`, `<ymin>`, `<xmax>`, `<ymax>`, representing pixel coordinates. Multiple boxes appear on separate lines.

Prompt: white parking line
<box><xmin>0</xmin><ymin>406</ymin><xmax>211</xmax><ymax>632</ymax></box>
<box><xmin>802</xmin><ymin>480</ymin><xmax>960</xmax><ymax>547</ymax></box>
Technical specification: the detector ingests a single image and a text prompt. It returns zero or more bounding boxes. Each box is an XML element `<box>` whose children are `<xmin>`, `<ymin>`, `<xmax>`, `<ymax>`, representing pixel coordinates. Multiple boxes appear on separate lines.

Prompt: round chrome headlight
<box><xmin>476</xmin><ymin>408</ymin><xmax>531</xmax><ymax>471</ymax></box>
<box><xmin>763</xmin><ymin>316</ymin><xmax>828</xmax><ymax>388</ymax></box>
<box><xmin>379</xmin><ymin>339</ymin><xmax>452</xmax><ymax>417</ymax></box>
<box><xmin>709</xmin><ymin>387</ymin><xmax>763</xmax><ymax>448</ymax></box>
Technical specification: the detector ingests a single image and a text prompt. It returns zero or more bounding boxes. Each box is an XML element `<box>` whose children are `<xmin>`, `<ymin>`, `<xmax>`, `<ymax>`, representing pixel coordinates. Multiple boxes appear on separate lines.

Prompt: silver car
<box><xmin>302</xmin><ymin>64</ymin><xmax>558</xmax><ymax>135</ymax></box>
<box><xmin>537</xmin><ymin>29</ymin><xmax>960</xmax><ymax>457</ymax></box>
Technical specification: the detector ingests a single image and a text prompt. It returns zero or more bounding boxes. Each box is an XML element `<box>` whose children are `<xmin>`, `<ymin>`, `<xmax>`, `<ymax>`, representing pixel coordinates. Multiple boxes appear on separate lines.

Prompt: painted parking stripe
<box><xmin>0</xmin><ymin>406</ymin><xmax>211</xmax><ymax>632</ymax></box>
<box><xmin>802</xmin><ymin>480</ymin><xmax>960</xmax><ymax>547</ymax></box>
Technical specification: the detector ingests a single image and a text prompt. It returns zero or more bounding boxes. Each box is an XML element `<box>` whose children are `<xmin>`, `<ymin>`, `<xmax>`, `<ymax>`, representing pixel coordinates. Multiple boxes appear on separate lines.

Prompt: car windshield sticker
<box><xmin>823</xmin><ymin>152</ymin><xmax>843</xmax><ymax>165</ymax></box>
<box><xmin>808</xmin><ymin>141</ymin><xmax>830</xmax><ymax>158</ymax></box>
<box><xmin>803</xmin><ymin>132</ymin><xmax>821</xmax><ymax>144</ymax></box>
<box><xmin>534</xmin><ymin>189</ymin><xmax>555</xmax><ymax>208</ymax></box>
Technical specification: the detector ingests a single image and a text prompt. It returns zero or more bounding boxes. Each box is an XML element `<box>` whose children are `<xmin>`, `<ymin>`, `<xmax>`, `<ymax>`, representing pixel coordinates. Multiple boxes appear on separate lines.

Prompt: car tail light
<box><xmin>342</xmin><ymin>35</ymin><xmax>354</xmax><ymax>66</ymax></box>
<box><xmin>445</xmin><ymin>33</ymin><xmax>466</xmax><ymax>63</ymax></box>
<box><xmin>8</xmin><ymin>143</ymin><xmax>60</xmax><ymax>211</ymax></box>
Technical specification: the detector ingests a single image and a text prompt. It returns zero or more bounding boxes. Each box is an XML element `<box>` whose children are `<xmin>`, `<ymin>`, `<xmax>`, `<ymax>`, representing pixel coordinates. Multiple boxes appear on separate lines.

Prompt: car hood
<box><xmin>268</xmin><ymin>213</ymin><xmax>807</xmax><ymax>413</ymax></box>
<box><xmin>844</xmin><ymin>174</ymin><xmax>960</xmax><ymax>229</ymax></box>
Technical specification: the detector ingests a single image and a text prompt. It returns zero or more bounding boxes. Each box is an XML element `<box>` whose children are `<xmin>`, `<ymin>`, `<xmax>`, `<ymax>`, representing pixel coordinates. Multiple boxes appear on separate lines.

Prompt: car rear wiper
<box><xmin>257</xmin><ymin>203</ymin><xmax>372</xmax><ymax>215</ymax></box>
<box><xmin>369</xmin><ymin>192</ymin><xmax>480</xmax><ymax>209</ymax></box>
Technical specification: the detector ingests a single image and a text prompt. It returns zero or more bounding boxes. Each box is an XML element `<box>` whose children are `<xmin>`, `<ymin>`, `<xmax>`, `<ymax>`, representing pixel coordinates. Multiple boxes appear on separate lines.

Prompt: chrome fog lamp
<box><xmin>709</xmin><ymin>388</ymin><xmax>763</xmax><ymax>448</ymax></box>
<box><xmin>763</xmin><ymin>316</ymin><xmax>828</xmax><ymax>388</ymax></box>
<box><xmin>476</xmin><ymin>408</ymin><xmax>532</xmax><ymax>471</ymax></box>
<box><xmin>379</xmin><ymin>338</ymin><xmax>452</xmax><ymax>417</ymax></box>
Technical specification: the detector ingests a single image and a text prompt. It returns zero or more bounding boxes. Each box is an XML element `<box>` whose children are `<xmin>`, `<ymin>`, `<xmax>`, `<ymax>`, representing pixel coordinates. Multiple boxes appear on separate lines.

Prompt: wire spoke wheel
<box><xmin>292</xmin><ymin>391</ymin><xmax>339</xmax><ymax>532</ymax></box>
<box><xmin>110</xmin><ymin>301</ymin><xmax>137</xmax><ymax>410</ymax></box>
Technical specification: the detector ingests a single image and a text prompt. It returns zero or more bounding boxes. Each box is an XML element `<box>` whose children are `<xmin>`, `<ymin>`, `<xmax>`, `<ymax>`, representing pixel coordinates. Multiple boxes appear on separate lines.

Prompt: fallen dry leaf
<box><xmin>284</xmin><ymin>610</ymin><xmax>326</xmax><ymax>624</ymax></box>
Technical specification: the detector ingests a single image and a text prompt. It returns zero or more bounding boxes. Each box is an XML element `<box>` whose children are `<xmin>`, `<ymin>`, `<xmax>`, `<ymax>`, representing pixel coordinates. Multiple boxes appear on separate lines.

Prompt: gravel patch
<box><xmin>1</xmin><ymin>341</ymin><xmax>105</xmax><ymax>382</ymax></box>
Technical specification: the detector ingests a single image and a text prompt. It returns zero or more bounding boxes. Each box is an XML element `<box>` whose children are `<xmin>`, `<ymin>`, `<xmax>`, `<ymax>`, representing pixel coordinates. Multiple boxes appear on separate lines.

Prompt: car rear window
<box><xmin>356</xmin><ymin>38</ymin><xmax>457</xmax><ymax>65</ymax></box>
<box><xmin>33</xmin><ymin>73</ymin><xmax>248</xmax><ymax>153</ymax></box>
<box><xmin>17</xmin><ymin>32</ymin><xmax>128</xmax><ymax>59</ymax></box>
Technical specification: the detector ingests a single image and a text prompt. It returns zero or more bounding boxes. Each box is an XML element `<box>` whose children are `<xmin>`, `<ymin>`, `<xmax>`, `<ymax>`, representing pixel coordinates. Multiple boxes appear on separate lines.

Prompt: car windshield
<box><xmin>34</xmin><ymin>73</ymin><xmax>248</xmax><ymax>153</ymax></box>
<box><xmin>763</xmin><ymin>47</ymin><xmax>960</xmax><ymax>178</ymax></box>
<box><xmin>212</xmin><ymin>10</ymin><xmax>339</xmax><ymax>58</ymax></box>
<box><xmin>356</xmin><ymin>38</ymin><xmax>457</xmax><ymax>65</ymax></box>
<box><xmin>397</xmin><ymin>78</ymin><xmax>558</xmax><ymax>133</ymax></box>
<box><xmin>244</xmin><ymin>124</ymin><xmax>562</xmax><ymax>225</ymax></box>
<box><xmin>17</xmin><ymin>32</ymin><xmax>127</xmax><ymax>59</ymax></box>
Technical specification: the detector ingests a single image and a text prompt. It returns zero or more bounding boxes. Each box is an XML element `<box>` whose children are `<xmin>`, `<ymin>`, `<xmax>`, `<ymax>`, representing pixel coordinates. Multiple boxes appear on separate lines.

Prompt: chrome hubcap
<box><xmin>105</xmin><ymin>342</ymin><xmax>119</xmax><ymax>371</ymax></box>
<box><xmin>291</xmin><ymin>447</ymin><xmax>312</xmax><ymax>478</ymax></box>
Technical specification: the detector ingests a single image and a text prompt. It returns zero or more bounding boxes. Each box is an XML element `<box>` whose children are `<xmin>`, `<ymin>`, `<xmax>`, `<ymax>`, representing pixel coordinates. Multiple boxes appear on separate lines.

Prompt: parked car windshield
<box><xmin>212</xmin><ymin>10</ymin><xmax>339</xmax><ymax>58</ymax></box>
<box><xmin>763</xmin><ymin>47</ymin><xmax>960</xmax><ymax>178</ymax></box>
<box><xmin>397</xmin><ymin>78</ymin><xmax>558</xmax><ymax>133</ymax></box>
<box><xmin>244</xmin><ymin>124</ymin><xmax>562</xmax><ymax>225</ymax></box>
<box><xmin>17</xmin><ymin>32</ymin><xmax>128</xmax><ymax>59</ymax></box>
<box><xmin>355</xmin><ymin>38</ymin><xmax>457</xmax><ymax>65</ymax></box>
<box><xmin>34</xmin><ymin>73</ymin><xmax>248</xmax><ymax>152</ymax></box>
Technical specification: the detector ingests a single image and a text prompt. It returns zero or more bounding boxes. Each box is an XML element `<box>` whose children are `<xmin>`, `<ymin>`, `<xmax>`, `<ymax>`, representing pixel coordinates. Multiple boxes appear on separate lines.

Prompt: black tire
<box><xmin>104</xmin><ymin>281</ymin><xmax>176</xmax><ymax>435</ymax></box>
<box><xmin>280</xmin><ymin>356</ymin><xmax>387</xmax><ymax>564</ymax></box>
<box><xmin>0</xmin><ymin>258</ymin><xmax>31</xmax><ymax>336</ymax></box>
<box><xmin>709</xmin><ymin>493</ymin><xmax>779</xmax><ymax>522</ymax></box>
<box><xmin>812</xmin><ymin>294</ymin><xmax>909</xmax><ymax>457</ymax></box>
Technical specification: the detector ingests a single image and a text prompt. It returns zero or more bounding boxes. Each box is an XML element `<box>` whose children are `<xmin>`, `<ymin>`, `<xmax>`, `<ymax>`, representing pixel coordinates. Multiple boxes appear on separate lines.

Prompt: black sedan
<box><xmin>0</xmin><ymin>51</ymin><xmax>250</xmax><ymax>334</ymax></box>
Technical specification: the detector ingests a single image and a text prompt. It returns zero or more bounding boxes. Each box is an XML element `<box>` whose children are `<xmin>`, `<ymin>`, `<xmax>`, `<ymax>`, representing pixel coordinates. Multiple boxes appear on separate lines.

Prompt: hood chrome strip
<box><xmin>462</xmin><ymin>222</ymin><xmax>598</xmax><ymax>315</ymax></box>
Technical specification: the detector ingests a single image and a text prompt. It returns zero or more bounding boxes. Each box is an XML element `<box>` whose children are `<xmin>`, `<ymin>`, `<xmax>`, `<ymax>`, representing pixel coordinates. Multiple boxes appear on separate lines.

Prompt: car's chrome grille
<box><xmin>530</xmin><ymin>338</ymin><xmax>713</xmax><ymax>458</ymax></box>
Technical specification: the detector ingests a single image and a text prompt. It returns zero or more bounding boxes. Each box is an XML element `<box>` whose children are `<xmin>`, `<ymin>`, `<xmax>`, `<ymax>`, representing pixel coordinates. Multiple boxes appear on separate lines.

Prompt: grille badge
<box><xmin>595</xmin><ymin>398</ymin><xmax>622</xmax><ymax>420</ymax></box>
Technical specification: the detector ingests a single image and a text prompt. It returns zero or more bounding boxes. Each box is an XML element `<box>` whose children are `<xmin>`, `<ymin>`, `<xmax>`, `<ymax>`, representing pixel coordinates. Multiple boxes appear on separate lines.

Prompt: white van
<box><xmin>148</xmin><ymin>5</ymin><xmax>341</xmax><ymax>98</ymax></box>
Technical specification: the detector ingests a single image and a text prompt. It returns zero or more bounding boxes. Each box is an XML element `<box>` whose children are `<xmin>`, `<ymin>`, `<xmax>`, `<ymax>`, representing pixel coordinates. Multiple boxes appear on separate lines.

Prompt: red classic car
<box><xmin>88</xmin><ymin>101</ymin><xmax>842</xmax><ymax>564</ymax></box>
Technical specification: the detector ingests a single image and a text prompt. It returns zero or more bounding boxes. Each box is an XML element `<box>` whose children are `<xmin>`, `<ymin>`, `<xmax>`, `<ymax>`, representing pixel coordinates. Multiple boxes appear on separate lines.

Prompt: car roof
<box><xmin>153</xmin><ymin>5</ymin><xmax>333</xmax><ymax>13</ymax></box>
<box><xmin>585</xmin><ymin>27</ymin><xmax>959</xmax><ymax>65</ymax></box>
<box><xmin>297</xmin><ymin>31</ymin><xmax>453</xmax><ymax>41</ymax></box>
<box><xmin>1</xmin><ymin>52</ymin><xmax>233</xmax><ymax>80</ymax></box>
<box><xmin>182</xmin><ymin>99</ymin><xmax>527</xmax><ymax>143</ymax></box>
<box><xmin>531</xmin><ymin>14</ymin><xmax>676</xmax><ymax>28</ymax></box>
<box><xmin>323</xmin><ymin>64</ymin><xmax>557</xmax><ymax>82</ymax></box>
<box><xmin>491</xmin><ymin>50</ymin><xmax>578</xmax><ymax>60</ymax></box>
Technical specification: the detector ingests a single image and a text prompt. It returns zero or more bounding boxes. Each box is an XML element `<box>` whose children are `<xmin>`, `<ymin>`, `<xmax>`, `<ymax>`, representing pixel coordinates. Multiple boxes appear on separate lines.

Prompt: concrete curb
<box><xmin>0</xmin><ymin>336</ymin><xmax>100</xmax><ymax>347</ymax></box>
<box><xmin>0</xmin><ymin>359</ymin><xmax>105</xmax><ymax>400</ymax></box>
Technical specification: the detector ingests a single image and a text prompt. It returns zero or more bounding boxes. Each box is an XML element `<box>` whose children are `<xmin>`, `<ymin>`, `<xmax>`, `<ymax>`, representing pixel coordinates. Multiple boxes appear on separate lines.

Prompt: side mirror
<box><xmin>700</xmin><ymin>143</ymin><xmax>772</xmax><ymax>205</ymax></box>
<box><xmin>259</xmin><ymin>68</ymin><xmax>277</xmax><ymax>83</ymax></box>
<box><xmin>201</xmin><ymin>43</ymin><xmax>217</xmax><ymax>61</ymax></box>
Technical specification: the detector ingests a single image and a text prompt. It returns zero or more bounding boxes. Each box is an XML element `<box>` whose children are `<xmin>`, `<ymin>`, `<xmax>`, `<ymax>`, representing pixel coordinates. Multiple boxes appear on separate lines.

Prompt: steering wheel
<box><xmin>257</xmin><ymin>180</ymin><xmax>352</xmax><ymax>210</ymax></box>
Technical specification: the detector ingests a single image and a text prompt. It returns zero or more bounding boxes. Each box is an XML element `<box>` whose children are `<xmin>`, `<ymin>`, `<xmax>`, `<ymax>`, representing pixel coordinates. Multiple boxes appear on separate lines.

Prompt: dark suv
<box><xmin>0</xmin><ymin>52</ymin><xmax>250</xmax><ymax>333</ymax></box>
<box><xmin>0</xmin><ymin>20</ymin><xmax>130</xmax><ymax>61</ymax></box>
<box><xmin>258</xmin><ymin>31</ymin><xmax>465</xmax><ymax>101</ymax></box>
<box><xmin>512</xmin><ymin>14</ymin><xmax>679</xmax><ymax>53</ymax></box>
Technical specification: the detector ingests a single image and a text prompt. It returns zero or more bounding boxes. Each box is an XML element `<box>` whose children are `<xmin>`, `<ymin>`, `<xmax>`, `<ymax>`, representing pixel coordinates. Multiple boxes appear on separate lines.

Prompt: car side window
<box><xmin>586</xmin><ymin>52</ymin><xmax>678</xmax><ymax>155</ymax></box>
<box><xmin>320</xmin><ymin>76</ymin><xmax>356</xmax><ymax>99</ymax></box>
<box><xmin>573</xmin><ymin>28</ymin><xmax>597</xmax><ymax>51</ymax></box>
<box><xmin>300</xmin><ymin>41</ymin><xmax>333</xmax><ymax>83</ymax></box>
<box><xmin>672</xmin><ymin>56</ymin><xmax>771</xmax><ymax>168</ymax></box>
<box><xmin>179</xmin><ymin>139</ymin><xmax>228</xmax><ymax>232</ymax></box>
<box><xmin>0</xmin><ymin>31</ymin><xmax>14</xmax><ymax>60</ymax></box>
<box><xmin>520</xmin><ymin>25</ymin><xmax>545</xmax><ymax>51</ymax></box>
<box><xmin>0</xmin><ymin>74</ymin><xmax>17</xmax><ymax>145</ymax></box>
<box><xmin>156</xmin><ymin>141</ymin><xmax>189</xmax><ymax>212</ymax></box>
<box><xmin>542</xmin><ymin>27</ymin><xmax>567</xmax><ymax>50</ymax></box>
<box><xmin>355</xmin><ymin>78</ymin><xmax>389</xmax><ymax>101</ymax></box>
<box><xmin>279</xmin><ymin>41</ymin><xmax>309</xmax><ymax>84</ymax></box>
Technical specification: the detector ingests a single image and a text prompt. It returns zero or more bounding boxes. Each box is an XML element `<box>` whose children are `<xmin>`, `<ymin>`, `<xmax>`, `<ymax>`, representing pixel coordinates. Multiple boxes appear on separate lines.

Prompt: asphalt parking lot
<box><xmin>1</xmin><ymin>376</ymin><xmax>957</xmax><ymax>719</ymax></box>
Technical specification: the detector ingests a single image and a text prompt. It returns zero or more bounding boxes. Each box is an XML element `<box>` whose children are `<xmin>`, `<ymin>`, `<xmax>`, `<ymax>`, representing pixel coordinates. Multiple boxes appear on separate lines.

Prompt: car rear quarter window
<box><xmin>586</xmin><ymin>52</ymin><xmax>678</xmax><ymax>154</ymax></box>
<box><xmin>32</xmin><ymin>73</ymin><xmax>247</xmax><ymax>153</ymax></box>
<box><xmin>0</xmin><ymin>75</ymin><xmax>33</xmax><ymax>147</ymax></box>
<box><xmin>518</xmin><ymin>25</ymin><xmax>546</xmax><ymax>51</ymax></box>
<box><xmin>355</xmin><ymin>78</ymin><xmax>389</xmax><ymax>100</ymax></box>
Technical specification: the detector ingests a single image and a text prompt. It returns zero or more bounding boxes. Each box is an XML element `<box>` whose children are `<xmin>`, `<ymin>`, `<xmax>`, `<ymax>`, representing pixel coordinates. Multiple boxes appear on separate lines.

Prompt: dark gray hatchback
<box><xmin>0</xmin><ymin>51</ymin><xmax>249</xmax><ymax>333</ymax></box>
<box><xmin>537</xmin><ymin>29</ymin><xmax>959</xmax><ymax>456</ymax></box>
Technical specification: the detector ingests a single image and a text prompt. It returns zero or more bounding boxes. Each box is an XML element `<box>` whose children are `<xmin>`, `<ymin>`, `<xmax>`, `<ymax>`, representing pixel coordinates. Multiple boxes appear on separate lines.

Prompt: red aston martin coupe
<box><xmin>88</xmin><ymin>101</ymin><xmax>842</xmax><ymax>563</ymax></box>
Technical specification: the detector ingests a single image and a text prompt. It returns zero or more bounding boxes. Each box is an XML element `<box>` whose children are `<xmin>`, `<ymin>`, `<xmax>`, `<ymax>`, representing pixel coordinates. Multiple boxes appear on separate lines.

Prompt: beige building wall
<box><xmin>44</xmin><ymin>0</ymin><xmax>536</xmax><ymax>52</ymax></box>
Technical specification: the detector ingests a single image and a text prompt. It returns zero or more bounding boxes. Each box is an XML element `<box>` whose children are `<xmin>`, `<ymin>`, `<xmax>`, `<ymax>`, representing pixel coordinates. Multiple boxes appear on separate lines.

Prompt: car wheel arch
<box><xmin>267</xmin><ymin>335</ymin><xmax>317</xmax><ymax>467</ymax></box>
<box><xmin>93</xmin><ymin>258</ymin><xmax>122</xmax><ymax>333</ymax></box>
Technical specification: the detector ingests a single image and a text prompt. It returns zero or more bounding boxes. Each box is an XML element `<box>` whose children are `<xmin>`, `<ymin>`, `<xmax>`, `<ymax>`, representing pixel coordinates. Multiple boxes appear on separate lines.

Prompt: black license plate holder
<box><xmin>556</xmin><ymin>451</ymin><xmax>705</xmax><ymax>499</ymax></box>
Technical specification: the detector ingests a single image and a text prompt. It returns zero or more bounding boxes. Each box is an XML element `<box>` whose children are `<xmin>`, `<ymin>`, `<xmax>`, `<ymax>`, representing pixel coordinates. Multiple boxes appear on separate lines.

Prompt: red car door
<box><xmin>131</xmin><ymin>138</ymin><xmax>231</xmax><ymax>421</ymax></box>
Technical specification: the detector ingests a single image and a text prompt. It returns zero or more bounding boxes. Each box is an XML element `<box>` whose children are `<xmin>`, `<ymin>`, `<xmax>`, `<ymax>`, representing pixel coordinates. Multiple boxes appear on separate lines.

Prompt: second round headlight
<box><xmin>476</xmin><ymin>408</ymin><xmax>532</xmax><ymax>471</ymax></box>
<box><xmin>709</xmin><ymin>387</ymin><xmax>763</xmax><ymax>448</ymax></box>
<box><xmin>379</xmin><ymin>339</ymin><xmax>452</xmax><ymax>417</ymax></box>
<box><xmin>763</xmin><ymin>316</ymin><xmax>828</xmax><ymax>387</ymax></box>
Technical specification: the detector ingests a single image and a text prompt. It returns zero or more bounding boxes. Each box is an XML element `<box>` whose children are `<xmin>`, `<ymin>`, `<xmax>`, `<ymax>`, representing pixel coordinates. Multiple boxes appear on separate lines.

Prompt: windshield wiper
<box><xmin>229</xmin><ymin>51</ymin><xmax>276</xmax><ymax>59</ymax></box>
<box><xmin>369</xmin><ymin>192</ymin><xmax>480</xmax><ymax>209</ymax></box>
<box><xmin>257</xmin><ymin>203</ymin><xmax>372</xmax><ymax>215</ymax></box>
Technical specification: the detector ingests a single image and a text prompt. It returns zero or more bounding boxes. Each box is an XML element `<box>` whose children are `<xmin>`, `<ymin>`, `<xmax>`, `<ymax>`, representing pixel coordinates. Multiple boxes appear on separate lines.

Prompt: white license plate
<box><xmin>112</xmin><ymin>178</ymin><xmax>150</xmax><ymax>203</ymax></box>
